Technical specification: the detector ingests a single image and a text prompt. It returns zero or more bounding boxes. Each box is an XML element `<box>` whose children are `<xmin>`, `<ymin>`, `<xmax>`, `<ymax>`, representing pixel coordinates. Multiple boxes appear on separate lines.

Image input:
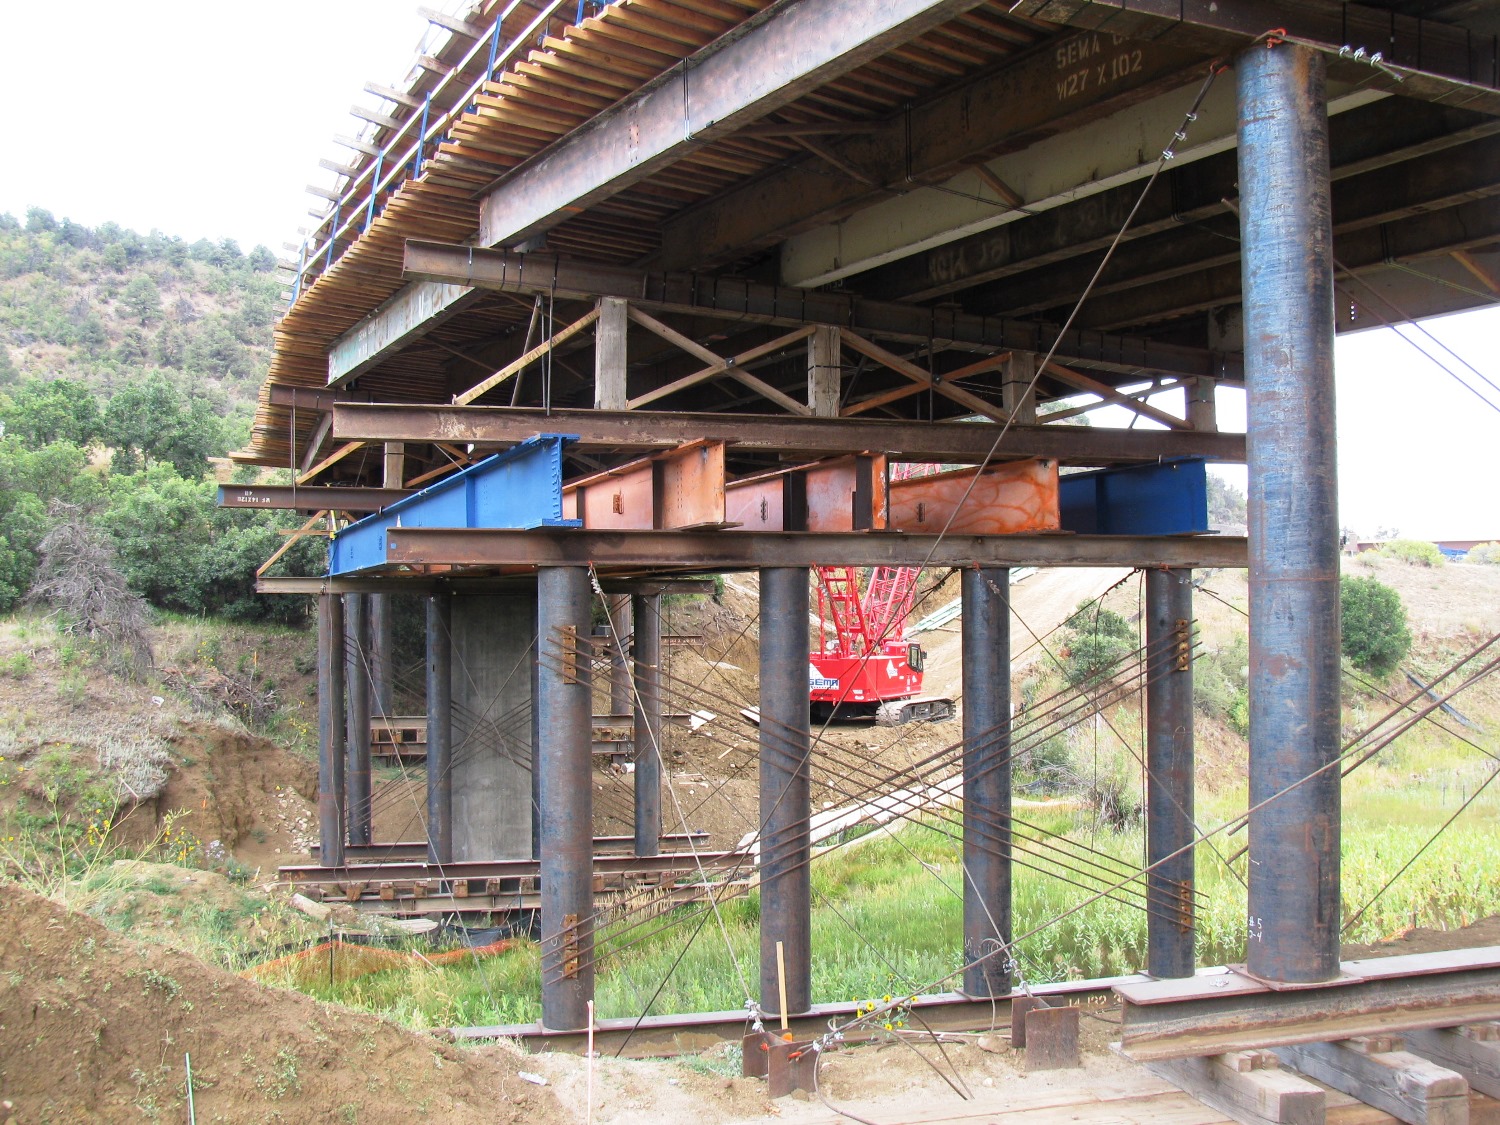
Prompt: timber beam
<box><xmin>331</xmin><ymin>403</ymin><xmax>1249</xmax><ymax>464</ymax></box>
<box><xmin>403</xmin><ymin>239</ymin><xmax>1236</xmax><ymax>379</ymax></box>
<box><xmin>379</xmin><ymin>528</ymin><xmax>1247</xmax><ymax>570</ymax></box>
<box><xmin>1115</xmin><ymin>947</ymin><xmax>1500</xmax><ymax>1062</ymax></box>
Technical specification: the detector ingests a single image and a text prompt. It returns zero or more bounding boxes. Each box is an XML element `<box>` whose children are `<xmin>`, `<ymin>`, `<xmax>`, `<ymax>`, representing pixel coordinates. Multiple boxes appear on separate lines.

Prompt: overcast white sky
<box><xmin>1</xmin><ymin>3</ymin><xmax>1496</xmax><ymax>540</ymax></box>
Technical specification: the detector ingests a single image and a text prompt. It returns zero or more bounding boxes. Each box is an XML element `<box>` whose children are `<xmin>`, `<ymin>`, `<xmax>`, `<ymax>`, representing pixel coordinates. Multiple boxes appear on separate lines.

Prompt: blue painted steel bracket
<box><xmin>329</xmin><ymin>434</ymin><xmax>581</xmax><ymax>574</ymax></box>
<box><xmin>1058</xmin><ymin>457</ymin><xmax>1209</xmax><ymax>536</ymax></box>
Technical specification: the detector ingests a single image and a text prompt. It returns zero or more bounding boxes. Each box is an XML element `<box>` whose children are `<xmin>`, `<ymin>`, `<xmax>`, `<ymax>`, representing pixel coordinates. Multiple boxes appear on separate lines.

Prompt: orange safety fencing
<box><xmin>242</xmin><ymin>938</ymin><xmax>512</xmax><ymax>988</ymax></box>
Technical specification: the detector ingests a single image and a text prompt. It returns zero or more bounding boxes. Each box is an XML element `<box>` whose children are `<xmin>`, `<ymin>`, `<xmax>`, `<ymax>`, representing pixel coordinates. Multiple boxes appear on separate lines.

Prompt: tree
<box><xmin>0</xmin><ymin>437</ymin><xmax>96</xmax><ymax>611</ymax></box>
<box><xmin>24</xmin><ymin>207</ymin><xmax>57</xmax><ymax>234</ymax></box>
<box><xmin>1060</xmin><ymin>602</ymin><xmax>1137</xmax><ymax>686</ymax></box>
<box><xmin>247</xmin><ymin>245</ymin><xmax>276</xmax><ymax>273</ymax></box>
<box><xmin>0</xmin><ymin>377</ymin><xmax>103</xmax><ymax>446</ymax></box>
<box><xmin>119</xmin><ymin>274</ymin><xmax>162</xmax><ymax>324</ymax></box>
<box><xmin>0</xmin><ymin>347</ymin><xmax>16</xmax><ymax>386</ymax></box>
<box><xmin>102</xmin><ymin>370</ymin><xmax>227</xmax><ymax>477</ymax></box>
<box><xmin>1341</xmin><ymin>575</ymin><xmax>1411</xmax><ymax>677</ymax></box>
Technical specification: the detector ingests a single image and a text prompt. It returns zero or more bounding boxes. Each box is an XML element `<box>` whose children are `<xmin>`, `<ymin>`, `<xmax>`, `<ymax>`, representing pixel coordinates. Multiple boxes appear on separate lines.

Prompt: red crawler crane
<box><xmin>808</xmin><ymin>465</ymin><xmax>954</xmax><ymax>725</ymax></box>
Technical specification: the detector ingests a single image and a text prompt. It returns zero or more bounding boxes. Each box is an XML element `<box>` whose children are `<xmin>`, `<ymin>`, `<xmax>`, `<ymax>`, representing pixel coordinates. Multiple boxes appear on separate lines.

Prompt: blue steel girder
<box><xmin>1058</xmin><ymin>457</ymin><xmax>1209</xmax><ymax>536</ymax></box>
<box><xmin>329</xmin><ymin>434</ymin><xmax>579</xmax><ymax>575</ymax></box>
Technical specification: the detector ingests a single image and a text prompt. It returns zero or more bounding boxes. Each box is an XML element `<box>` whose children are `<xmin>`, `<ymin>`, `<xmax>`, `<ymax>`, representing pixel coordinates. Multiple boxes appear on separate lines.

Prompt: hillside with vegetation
<box><xmin>0</xmin><ymin>209</ymin><xmax>321</xmax><ymax>618</ymax></box>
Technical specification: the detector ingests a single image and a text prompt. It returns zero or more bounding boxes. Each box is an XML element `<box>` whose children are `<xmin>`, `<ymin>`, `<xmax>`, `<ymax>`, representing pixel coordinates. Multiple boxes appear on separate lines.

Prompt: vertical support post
<box><xmin>632</xmin><ymin>593</ymin><xmax>662</xmax><ymax>858</ymax></box>
<box><xmin>759</xmin><ymin>568</ymin><xmax>812</xmax><ymax>1018</ymax></box>
<box><xmin>426</xmin><ymin>591</ymin><xmax>453</xmax><ymax>865</ymax></box>
<box><xmin>344</xmin><ymin>593</ymin><xmax>372</xmax><ymax>847</ymax></box>
<box><xmin>368</xmin><ymin>444</ymin><xmax>403</xmax><ymax>717</ymax></box>
<box><xmin>1237</xmin><ymin>43</ymin><xmax>1341</xmax><ymax>984</ymax></box>
<box><xmin>317</xmin><ymin>593</ymin><xmax>346</xmax><ymax>868</ymax></box>
<box><xmin>1146</xmin><ymin>568</ymin><xmax>1195</xmax><ymax>978</ymax></box>
<box><xmin>538</xmin><ymin>567</ymin><xmax>595</xmax><ymax>1030</ymax></box>
<box><xmin>609</xmin><ymin>595</ymin><xmax>633</xmax><ymax>717</ymax></box>
<box><xmin>1187</xmin><ymin>377</ymin><xmax>1218</xmax><ymax>432</ymax></box>
<box><xmin>807</xmin><ymin>324</ymin><xmax>841</xmax><ymax>416</ymax></box>
<box><xmin>961</xmin><ymin>567</ymin><xmax>1012</xmax><ymax>997</ymax></box>
<box><xmin>1001</xmin><ymin>352</ymin><xmax>1038</xmax><ymax>424</ymax></box>
<box><xmin>595</xmin><ymin>297</ymin><xmax>629</xmax><ymax>410</ymax></box>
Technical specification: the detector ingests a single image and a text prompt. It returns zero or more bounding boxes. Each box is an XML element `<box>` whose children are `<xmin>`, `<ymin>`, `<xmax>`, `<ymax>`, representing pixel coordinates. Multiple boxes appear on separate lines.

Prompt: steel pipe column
<box><xmin>961</xmin><ymin>567</ymin><xmax>1012</xmax><ymax>997</ymax></box>
<box><xmin>316</xmin><ymin>593</ymin><xmax>346</xmax><ymax>868</ymax></box>
<box><xmin>759</xmin><ymin>568</ymin><xmax>812</xmax><ymax>1017</ymax></box>
<box><xmin>1236</xmin><ymin>43</ymin><xmax>1342</xmax><ymax>984</ymax></box>
<box><xmin>344</xmin><ymin>593</ymin><xmax>373</xmax><ymax>847</ymax></box>
<box><xmin>1145</xmin><ymin>569</ymin><xmax>1195</xmax><ymax>978</ymax></box>
<box><xmin>426</xmin><ymin>592</ymin><xmax>454</xmax><ymax>865</ymax></box>
<box><xmin>610</xmin><ymin>595</ymin><xmax>633</xmax><ymax>717</ymax></box>
<box><xmin>537</xmin><ymin>567</ymin><xmax>595</xmax><ymax>1030</ymax></box>
<box><xmin>632</xmin><ymin>593</ymin><xmax>663</xmax><ymax>858</ymax></box>
<box><xmin>369</xmin><ymin>594</ymin><xmax>394</xmax><ymax>717</ymax></box>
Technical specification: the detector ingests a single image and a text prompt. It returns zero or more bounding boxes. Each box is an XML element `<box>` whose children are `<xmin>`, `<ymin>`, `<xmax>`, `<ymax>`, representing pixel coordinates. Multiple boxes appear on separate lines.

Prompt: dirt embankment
<box><xmin>0</xmin><ymin>886</ymin><xmax>569</xmax><ymax>1124</ymax></box>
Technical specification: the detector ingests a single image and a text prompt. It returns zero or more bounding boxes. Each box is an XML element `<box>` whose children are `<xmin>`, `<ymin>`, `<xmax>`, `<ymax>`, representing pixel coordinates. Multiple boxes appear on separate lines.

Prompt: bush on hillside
<box><xmin>1341</xmin><ymin>574</ymin><xmax>1411</xmax><ymax>677</ymax></box>
<box><xmin>1466</xmin><ymin>542</ymin><xmax>1500</xmax><ymax>565</ymax></box>
<box><xmin>1060</xmin><ymin>602</ymin><xmax>1137</xmax><ymax>686</ymax></box>
<box><xmin>1378</xmin><ymin>539</ymin><xmax>1444</xmax><ymax>567</ymax></box>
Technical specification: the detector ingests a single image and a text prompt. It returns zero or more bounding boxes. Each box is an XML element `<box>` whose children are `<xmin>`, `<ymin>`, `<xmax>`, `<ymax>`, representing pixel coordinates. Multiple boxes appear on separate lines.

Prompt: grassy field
<box><xmin>266</xmin><ymin>708</ymin><xmax>1500</xmax><ymax>1029</ymax></box>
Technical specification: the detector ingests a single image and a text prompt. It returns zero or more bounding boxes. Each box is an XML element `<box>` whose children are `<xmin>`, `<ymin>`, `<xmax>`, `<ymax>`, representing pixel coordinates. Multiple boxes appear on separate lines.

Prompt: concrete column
<box><xmin>1236</xmin><ymin>42</ymin><xmax>1341</xmax><ymax>984</ymax></box>
<box><xmin>1146</xmin><ymin>569</ymin><xmax>1195</xmax><ymax>979</ymax></box>
<box><xmin>450</xmin><ymin>595</ymin><xmax>536</xmax><ymax>860</ymax></box>
<box><xmin>537</xmin><ymin>567</ymin><xmax>595</xmax><ymax>1031</ymax></box>
<box><xmin>632</xmin><ymin>593</ymin><xmax>663</xmax><ymax>857</ymax></box>
<box><xmin>807</xmin><ymin>324</ymin><xmax>841</xmax><ymax>416</ymax></box>
<box><xmin>759</xmin><ymin>567</ymin><xmax>812</xmax><ymax>1017</ymax></box>
<box><xmin>317</xmin><ymin>593</ymin><xmax>346</xmax><ymax>867</ymax></box>
<box><xmin>1001</xmin><ymin>352</ymin><xmax>1038</xmax><ymax>424</ymax></box>
<box><xmin>961</xmin><ymin>567</ymin><xmax>1012</xmax><ymax>997</ymax></box>
<box><xmin>595</xmin><ymin>296</ymin><xmax>629</xmax><ymax>410</ymax></box>
<box><xmin>426</xmin><ymin>591</ymin><xmax>453</xmax><ymax>865</ymax></box>
<box><xmin>1187</xmin><ymin>378</ymin><xmax>1218</xmax><ymax>432</ymax></box>
<box><xmin>344</xmin><ymin>593</ymin><xmax>372</xmax><ymax>847</ymax></box>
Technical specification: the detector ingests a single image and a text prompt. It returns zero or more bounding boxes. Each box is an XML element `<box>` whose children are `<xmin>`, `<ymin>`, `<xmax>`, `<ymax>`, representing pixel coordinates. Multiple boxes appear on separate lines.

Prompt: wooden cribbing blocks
<box><xmin>1148</xmin><ymin>1050</ymin><xmax>1326</xmax><ymax>1125</ymax></box>
<box><xmin>1404</xmin><ymin>1025</ymin><xmax>1500</xmax><ymax>1099</ymax></box>
<box><xmin>1275</xmin><ymin>1038</ymin><xmax>1469</xmax><ymax>1125</ymax></box>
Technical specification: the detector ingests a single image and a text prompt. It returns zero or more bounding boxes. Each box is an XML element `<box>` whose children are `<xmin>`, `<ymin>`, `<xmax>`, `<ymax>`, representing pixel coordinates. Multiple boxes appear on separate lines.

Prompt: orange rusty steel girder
<box><xmin>886</xmin><ymin>458</ymin><xmax>1059</xmax><ymax>535</ymax></box>
<box><xmin>725</xmin><ymin>454</ymin><xmax>888</xmax><ymax>533</ymax></box>
<box><xmin>561</xmin><ymin>443</ymin><xmax>1059</xmax><ymax>535</ymax></box>
<box><xmin>562</xmin><ymin>440</ymin><xmax>728</xmax><ymax>530</ymax></box>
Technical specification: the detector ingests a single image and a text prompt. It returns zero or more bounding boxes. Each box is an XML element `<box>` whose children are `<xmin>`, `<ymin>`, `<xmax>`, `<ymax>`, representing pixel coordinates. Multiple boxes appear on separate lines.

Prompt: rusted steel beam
<box><xmin>454</xmin><ymin>979</ymin><xmax>1136</xmax><ymax>1057</ymax></box>
<box><xmin>218</xmin><ymin>485</ymin><xmax>412</xmax><ymax>512</ymax></box>
<box><xmin>278</xmin><ymin>850</ymin><xmax>748</xmax><ymax>882</ymax></box>
<box><xmin>1010</xmin><ymin>1</ymin><xmax>1500</xmax><ymax>113</ymax></box>
<box><xmin>403</xmin><ymin>240</ymin><xmax>1235</xmax><ymax>379</ymax></box>
<box><xmin>332</xmin><ymin>404</ymin><xmax>1248</xmax><ymax>464</ymax></box>
<box><xmin>887</xmin><ymin>459</ymin><xmax>1059</xmax><ymax>535</ymax></box>
<box><xmin>725</xmin><ymin>454</ymin><xmax>885</xmax><ymax>533</ymax></box>
<box><xmin>381</xmin><ymin>528</ymin><xmax>1249</xmax><ymax>571</ymax></box>
<box><xmin>1115</xmin><ymin>948</ymin><xmax>1500</xmax><ymax>1063</ymax></box>
<box><xmin>562</xmin><ymin>441</ymin><xmax>728</xmax><ymax>531</ymax></box>
<box><xmin>256</xmin><ymin>576</ymin><xmax>718</xmax><ymax>596</ymax></box>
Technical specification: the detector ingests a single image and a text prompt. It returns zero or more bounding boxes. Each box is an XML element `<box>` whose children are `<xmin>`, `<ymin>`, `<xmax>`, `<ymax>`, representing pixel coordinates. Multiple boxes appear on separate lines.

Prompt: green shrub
<box><xmin>1341</xmin><ymin>575</ymin><xmax>1411</xmax><ymax>677</ymax></box>
<box><xmin>1195</xmin><ymin>632</ymin><xmax>1249</xmax><ymax>733</ymax></box>
<box><xmin>1060</xmin><ymin>603</ymin><xmax>1136</xmax><ymax>686</ymax></box>
<box><xmin>1378</xmin><ymin>539</ymin><xmax>1444</xmax><ymax>567</ymax></box>
<box><xmin>1466</xmin><ymin>542</ymin><xmax>1500</xmax><ymax>565</ymax></box>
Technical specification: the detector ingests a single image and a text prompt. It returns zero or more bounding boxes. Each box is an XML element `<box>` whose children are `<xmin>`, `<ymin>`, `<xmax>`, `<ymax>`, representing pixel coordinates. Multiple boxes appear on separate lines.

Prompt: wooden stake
<box><xmin>776</xmin><ymin>940</ymin><xmax>789</xmax><ymax>1033</ymax></box>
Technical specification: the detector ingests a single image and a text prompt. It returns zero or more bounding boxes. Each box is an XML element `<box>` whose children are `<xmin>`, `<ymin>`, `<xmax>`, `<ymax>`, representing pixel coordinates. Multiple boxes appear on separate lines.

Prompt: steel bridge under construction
<box><xmin>230</xmin><ymin>0</ymin><xmax>1500</xmax><ymax>1117</ymax></box>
